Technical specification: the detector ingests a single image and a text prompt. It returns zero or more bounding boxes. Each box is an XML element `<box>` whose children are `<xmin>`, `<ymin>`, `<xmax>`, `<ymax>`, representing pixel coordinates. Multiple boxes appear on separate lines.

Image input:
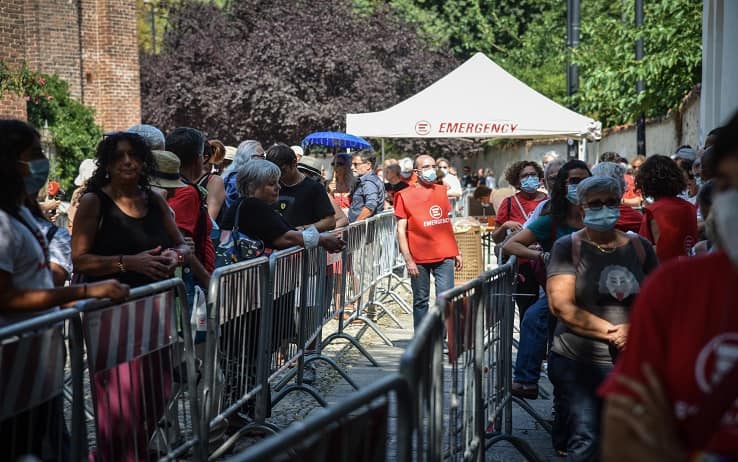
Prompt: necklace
<box><xmin>585</xmin><ymin>229</ymin><xmax>617</xmax><ymax>254</ymax></box>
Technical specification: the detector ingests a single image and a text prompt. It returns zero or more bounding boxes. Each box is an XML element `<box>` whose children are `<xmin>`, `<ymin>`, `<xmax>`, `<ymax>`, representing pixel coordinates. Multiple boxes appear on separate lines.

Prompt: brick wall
<box><xmin>0</xmin><ymin>0</ymin><xmax>141</xmax><ymax>130</ymax></box>
<box><xmin>0</xmin><ymin>0</ymin><xmax>28</xmax><ymax>119</ymax></box>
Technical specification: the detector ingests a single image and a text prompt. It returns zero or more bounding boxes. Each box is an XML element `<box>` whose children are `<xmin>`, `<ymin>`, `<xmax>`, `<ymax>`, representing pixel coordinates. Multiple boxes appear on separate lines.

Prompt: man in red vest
<box><xmin>395</xmin><ymin>154</ymin><xmax>462</xmax><ymax>329</ymax></box>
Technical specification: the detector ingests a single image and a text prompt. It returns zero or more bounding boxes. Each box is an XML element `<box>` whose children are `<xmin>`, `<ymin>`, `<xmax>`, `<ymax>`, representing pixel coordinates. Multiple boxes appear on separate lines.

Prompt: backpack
<box><xmin>214</xmin><ymin>199</ymin><xmax>268</xmax><ymax>267</ymax></box>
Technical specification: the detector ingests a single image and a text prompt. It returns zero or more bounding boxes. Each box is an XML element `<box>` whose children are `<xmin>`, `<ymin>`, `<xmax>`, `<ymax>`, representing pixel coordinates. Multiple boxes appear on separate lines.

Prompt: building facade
<box><xmin>0</xmin><ymin>0</ymin><xmax>140</xmax><ymax>131</ymax></box>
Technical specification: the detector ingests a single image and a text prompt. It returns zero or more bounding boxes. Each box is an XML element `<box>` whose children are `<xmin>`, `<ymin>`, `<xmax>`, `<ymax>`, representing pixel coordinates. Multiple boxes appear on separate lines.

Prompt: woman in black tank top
<box><xmin>71</xmin><ymin>132</ymin><xmax>191</xmax><ymax>287</ymax></box>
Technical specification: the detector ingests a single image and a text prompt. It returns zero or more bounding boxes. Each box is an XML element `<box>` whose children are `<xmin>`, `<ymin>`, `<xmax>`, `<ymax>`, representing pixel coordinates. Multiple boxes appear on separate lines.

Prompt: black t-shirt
<box><xmin>547</xmin><ymin>234</ymin><xmax>658</xmax><ymax>365</ymax></box>
<box><xmin>274</xmin><ymin>177</ymin><xmax>334</xmax><ymax>228</ymax></box>
<box><xmin>221</xmin><ymin>197</ymin><xmax>292</xmax><ymax>249</ymax></box>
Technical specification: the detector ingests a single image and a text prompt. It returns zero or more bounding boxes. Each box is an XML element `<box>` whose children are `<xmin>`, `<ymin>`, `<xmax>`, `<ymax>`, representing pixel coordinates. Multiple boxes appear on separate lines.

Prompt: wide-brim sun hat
<box><xmin>151</xmin><ymin>150</ymin><xmax>187</xmax><ymax>189</ymax></box>
<box><xmin>297</xmin><ymin>155</ymin><xmax>323</xmax><ymax>178</ymax></box>
<box><xmin>74</xmin><ymin>158</ymin><xmax>97</xmax><ymax>186</ymax></box>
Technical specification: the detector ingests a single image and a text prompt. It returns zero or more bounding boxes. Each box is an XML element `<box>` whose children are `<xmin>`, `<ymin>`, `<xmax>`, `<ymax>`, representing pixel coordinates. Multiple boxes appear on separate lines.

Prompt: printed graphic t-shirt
<box><xmin>547</xmin><ymin>234</ymin><xmax>658</xmax><ymax>365</ymax></box>
<box><xmin>394</xmin><ymin>183</ymin><xmax>459</xmax><ymax>264</ymax></box>
<box><xmin>599</xmin><ymin>252</ymin><xmax>738</xmax><ymax>458</ymax></box>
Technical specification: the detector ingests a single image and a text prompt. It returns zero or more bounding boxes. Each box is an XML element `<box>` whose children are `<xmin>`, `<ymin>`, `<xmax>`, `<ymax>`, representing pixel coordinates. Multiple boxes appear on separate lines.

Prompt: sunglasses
<box><xmin>584</xmin><ymin>199</ymin><xmax>620</xmax><ymax>210</ymax></box>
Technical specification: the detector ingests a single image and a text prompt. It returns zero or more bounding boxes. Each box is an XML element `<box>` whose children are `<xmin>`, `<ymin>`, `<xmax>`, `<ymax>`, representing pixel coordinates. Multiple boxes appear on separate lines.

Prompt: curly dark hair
<box><xmin>550</xmin><ymin>160</ymin><xmax>591</xmax><ymax>223</ymax></box>
<box><xmin>504</xmin><ymin>160</ymin><xmax>543</xmax><ymax>188</ymax></box>
<box><xmin>0</xmin><ymin>119</ymin><xmax>40</xmax><ymax>214</ymax></box>
<box><xmin>634</xmin><ymin>155</ymin><xmax>686</xmax><ymax>199</ymax></box>
<box><xmin>85</xmin><ymin>132</ymin><xmax>155</xmax><ymax>194</ymax></box>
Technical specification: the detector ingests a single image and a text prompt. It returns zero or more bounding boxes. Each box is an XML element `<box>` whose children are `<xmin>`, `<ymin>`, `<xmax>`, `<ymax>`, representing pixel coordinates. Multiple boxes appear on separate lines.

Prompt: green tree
<box><xmin>0</xmin><ymin>63</ymin><xmax>102</xmax><ymax>196</ymax></box>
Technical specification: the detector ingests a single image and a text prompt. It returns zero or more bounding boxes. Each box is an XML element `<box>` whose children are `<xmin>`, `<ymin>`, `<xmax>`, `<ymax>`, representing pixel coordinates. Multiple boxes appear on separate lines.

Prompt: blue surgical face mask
<box><xmin>567</xmin><ymin>184</ymin><xmax>579</xmax><ymax>204</ymax></box>
<box><xmin>584</xmin><ymin>206</ymin><xmax>621</xmax><ymax>231</ymax></box>
<box><xmin>19</xmin><ymin>158</ymin><xmax>50</xmax><ymax>195</ymax></box>
<box><xmin>520</xmin><ymin>176</ymin><xmax>540</xmax><ymax>193</ymax></box>
<box><xmin>420</xmin><ymin>168</ymin><xmax>437</xmax><ymax>183</ymax></box>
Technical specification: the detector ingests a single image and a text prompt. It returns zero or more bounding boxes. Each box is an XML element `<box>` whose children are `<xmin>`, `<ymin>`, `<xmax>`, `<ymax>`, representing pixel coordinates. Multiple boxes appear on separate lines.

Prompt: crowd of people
<box><xmin>1</xmin><ymin>108</ymin><xmax>738</xmax><ymax>461</ymax></box>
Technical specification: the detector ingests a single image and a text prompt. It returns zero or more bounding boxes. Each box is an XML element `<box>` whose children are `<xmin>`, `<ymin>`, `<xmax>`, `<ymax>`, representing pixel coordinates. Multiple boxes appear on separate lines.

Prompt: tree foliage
<box><xmin>0</xmin><ymin>63</ymin><xmax>102</xmax><ymax>196</ymax></box>
<box><xmin>141</xmin><ymin>0</ymin><xmax>482</xmax><ymax>157</ymax></box>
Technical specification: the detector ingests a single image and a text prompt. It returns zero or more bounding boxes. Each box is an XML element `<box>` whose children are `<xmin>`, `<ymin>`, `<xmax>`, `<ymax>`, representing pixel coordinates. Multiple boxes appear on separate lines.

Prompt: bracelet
<box><xmin>117</xmin><ymin>255</ymin><xmax>126</xmax><ymax>273</ymax></box>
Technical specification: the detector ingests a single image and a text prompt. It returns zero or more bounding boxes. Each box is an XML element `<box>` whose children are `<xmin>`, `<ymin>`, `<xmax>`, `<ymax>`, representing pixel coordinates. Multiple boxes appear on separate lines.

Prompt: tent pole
<box><xmin>381</xmin><ymin>139</ymin><xmax>385</xmax><ymax>166</ymax></box>
<box><xmin>579</xmin><ymin>137</ymin><xmax>587</xmax><ymax>162</ymax></box>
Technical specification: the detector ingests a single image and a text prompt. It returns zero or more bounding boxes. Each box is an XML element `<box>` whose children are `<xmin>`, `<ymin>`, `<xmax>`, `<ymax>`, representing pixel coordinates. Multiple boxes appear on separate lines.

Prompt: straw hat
<box><xmin>297</xmin><ymin>155</ymin><xmax>323</xmax><ymax>178</ymax></box>
<box><xmin>151</xmin><ymin>150</ymin><xmax>186</xmax><ymax>189</ymax></box>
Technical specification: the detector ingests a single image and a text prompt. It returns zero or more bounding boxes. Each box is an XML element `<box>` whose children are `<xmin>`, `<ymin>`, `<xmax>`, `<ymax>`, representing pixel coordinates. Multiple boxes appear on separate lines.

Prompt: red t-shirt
<box><xmin>615</xmin><ymin>204</ymin><xmax>643</xmax><ymax>234</ymax></box>
<box><xmin>168</xmin><ymin>185</ymin><xmax>215</xmax><ymax>273</ymax></box>
<box><xmin>639</xmin><ymin>196</ymin><xmax>698</xmax><ymax>263</ymax></box>
<box><xmin>494</xmin><ymin>192</ymin><xmax>546</xmax><ymax>227</ymax></box>
<box><xmin>599</xmin><ymin>252</ymin><xmax>738</xmax><ymax>458</ymax></box>
<box><xmin>394</xmin><ymin>183</ymin><xmax>459</xmax><ymax>264</ymax></box>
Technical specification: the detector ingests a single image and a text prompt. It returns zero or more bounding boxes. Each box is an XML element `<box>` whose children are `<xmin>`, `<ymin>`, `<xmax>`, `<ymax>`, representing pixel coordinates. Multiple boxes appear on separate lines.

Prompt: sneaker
<box><xmin>511</xmin><ymin>382</ymin><xmax>538</xmax><ymax>400</ymax></box>
<box><xmin>302</xmin><ymin>364</ymin><xmax>317</xmax><ymax>385</ymax></box>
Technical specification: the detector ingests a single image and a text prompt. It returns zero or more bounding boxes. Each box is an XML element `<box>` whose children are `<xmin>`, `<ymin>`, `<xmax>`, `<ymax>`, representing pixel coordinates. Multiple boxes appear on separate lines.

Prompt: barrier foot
<box><xmin>512</xmin><ymin>396</ymin><xmax>553</xmax><ymax>434</ymax></box>
<box><xmin>322</xmin><ymin>332</ymin><xmax>380</xmax><ymax>367</ymax></box>
<box><xmin>207</xmin><ymin>422</ymin><xmax>279</xmax><ymax>461</ymax></box>
<box><xmin>486</xmin><ymin>433</ymin><xmax>546</xmax><ymax>462</ymax></box>
<box><xmin>389</xmin><ymin>272</ymin><xmax>412</xmax><ymax>293</ymax></box>
<box><xmin>271</xmin><ymin>383</ymin><xmax>328</xmax><ymax>409</ymax></box>
<box><xmin>379</xmin><ymin>289</ymin><xmax>412</xmax><ymax>314</ymax></box>
<box><xmin>305</xmin><ymin>354</ymin><xmax>360</xmax><ymax>390</ymax></box>
<box><xmin>354</xmin><ymin>315</ymin><xmax>394</xmax><ymax>347</ymax></box>
<box><xmin>369</xmin><ymin>300</ymin><xmax>404</xmax><ymax>329</ymax></box>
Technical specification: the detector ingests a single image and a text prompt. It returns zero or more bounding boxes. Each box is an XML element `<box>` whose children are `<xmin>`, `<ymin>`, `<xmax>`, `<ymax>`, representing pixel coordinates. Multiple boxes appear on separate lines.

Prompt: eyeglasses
<box><xmin>584</xmin><ymin>199</ymin><xmax>620</xmax><ymax>210</ymax></box>
<box><xmin>351</xmin><ymin>161</ymin><xmax>367</xmax><ymax>167</ymax></box>
<box><xmin>568</xmin><ymin>176</ymin><xmax>587</xmax><ymax>185</ymax></box>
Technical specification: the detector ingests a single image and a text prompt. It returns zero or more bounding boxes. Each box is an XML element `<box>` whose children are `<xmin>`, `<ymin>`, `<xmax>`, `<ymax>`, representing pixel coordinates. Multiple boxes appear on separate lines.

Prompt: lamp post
<box><xmin>635</xmin><ymin>0</ymin><xmax>646</xmax><ymax>155</ymax></box>
<box><xmin>143</xmin><ymin>0</ymin><xmax>156</xmax><ymax>54</ymax></box>
<box><xmin>566</xmin><ymin>0</ymin><xmax>581</xmax><ymax>160</ymax></box>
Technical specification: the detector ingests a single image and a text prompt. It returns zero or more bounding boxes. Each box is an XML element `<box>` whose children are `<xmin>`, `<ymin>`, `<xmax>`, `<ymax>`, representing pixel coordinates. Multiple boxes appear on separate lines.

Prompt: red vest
<box><xmin>395</xmin><ymin>183</ymin><xmax>459</xmax><ymax>264</ymax></box>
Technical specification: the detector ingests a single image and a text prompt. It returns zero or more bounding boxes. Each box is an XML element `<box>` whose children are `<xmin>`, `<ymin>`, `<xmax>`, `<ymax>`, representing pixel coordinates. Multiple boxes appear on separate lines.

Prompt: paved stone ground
<box><xmin>239</xmin><ymin>277</ymin><xmax>562</xmax><ymax>462</ymax></box>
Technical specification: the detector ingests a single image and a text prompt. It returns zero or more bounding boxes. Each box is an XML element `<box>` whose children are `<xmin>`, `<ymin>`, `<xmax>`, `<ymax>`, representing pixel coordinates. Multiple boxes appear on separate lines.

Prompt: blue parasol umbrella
<box><xmin>301</xmin><ymin>131</ymin><xmax>373</xmax><ymax>151</ymax></box>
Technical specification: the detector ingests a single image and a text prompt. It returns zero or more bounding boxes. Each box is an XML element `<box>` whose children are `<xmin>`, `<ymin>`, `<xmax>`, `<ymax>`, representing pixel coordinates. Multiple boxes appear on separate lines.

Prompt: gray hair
<box><xmin>223</xmin><ymin>140</ymin><xmax>264</xmax><ymax>178</ymax></box>
<box><xmin>576</xmin><ymin>176</ymin><xmax>623</xmax><ymax>203</ymax></box>
<box><xmin>591</xmin><ymin>162</ymin><xmax>627</xmax><ymax>194</ymax></box>
<box><xmin>543</xmin><ymin>158</ymin><xmax>565</xmax><ymax>189</ymax></box>
<box><xmin>127</xmin><ymin>124</ymin><xmax>165</xmax><ymax>150</ymax></box>
<box><xmin>542</xmin><ymin>150</ymin><xmax>559</xmax><ymax>163</ymax></box>
<box><xmin>236</xmin><ymin>159</ymin><xmax>280</xmax><ymax>197</ymax></box>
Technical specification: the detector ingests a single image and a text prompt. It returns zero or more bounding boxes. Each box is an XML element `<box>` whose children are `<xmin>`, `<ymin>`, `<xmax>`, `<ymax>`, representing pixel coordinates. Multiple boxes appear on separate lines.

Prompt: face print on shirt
<box><xmin>598</xmin><ymin>265</ymin><xmax>640</xmax><ymax>301</ymax></box>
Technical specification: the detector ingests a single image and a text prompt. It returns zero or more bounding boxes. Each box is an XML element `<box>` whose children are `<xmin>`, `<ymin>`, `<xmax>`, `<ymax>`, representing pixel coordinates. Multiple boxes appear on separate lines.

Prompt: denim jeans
<box><xmin>513</xmin><ymin>294</ymin><xmax>551</xmax><ymax>385</ymax></box>
<box><xmin>548</xmin><ymin>352</ymin><xmax>613</xmax><ymax>461</ymax></box>
<box><xmin>410</xmin><ymin>258</ymin><xmax>455</xmax><ymax>330</ymax></box>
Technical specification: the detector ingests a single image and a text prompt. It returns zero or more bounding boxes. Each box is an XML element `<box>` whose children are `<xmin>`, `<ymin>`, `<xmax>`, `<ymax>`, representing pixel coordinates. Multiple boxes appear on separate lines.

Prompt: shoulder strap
<box><xmin>45</xmin><ymin>224</ymin><xmax>59</xmax><ymax>244</ymax></box>
<box><xmin>570</xmin><ymin>229</ymin><xmax>585</xmax><ymax>270</ymax></box>
<box><xmin>627</xmin><ymin>233</ymin><xmax>647</xmax><ymax>265</ymax></box>
<box><xmin>512</xmin><ymin>194</ymin><xmax>530</xmax><ymax>221</ymax></box>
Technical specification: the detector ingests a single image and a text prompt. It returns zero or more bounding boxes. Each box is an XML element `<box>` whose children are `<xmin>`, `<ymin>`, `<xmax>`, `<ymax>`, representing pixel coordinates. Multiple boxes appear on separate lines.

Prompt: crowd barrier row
<box><xmin>0</xmin><ymin>210</ymin><xmax>543</xmax><ymax>461</ymax></box>
<box><xmin>231</xmin><ymin>256</ymin><xmax>546</xmax><ymax>462</ymax></box>
<box><xmin>0</xmin><ymin>210</ymin><xmax>413</xmax><ymax>461</ymax></box>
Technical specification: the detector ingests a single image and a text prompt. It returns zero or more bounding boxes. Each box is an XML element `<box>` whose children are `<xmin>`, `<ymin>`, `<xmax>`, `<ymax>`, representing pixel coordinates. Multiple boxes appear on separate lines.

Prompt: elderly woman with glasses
<box><xmin>546</xmin><ymin>176</ymin><xmax>658</xmax><ymax>461</ymax></box>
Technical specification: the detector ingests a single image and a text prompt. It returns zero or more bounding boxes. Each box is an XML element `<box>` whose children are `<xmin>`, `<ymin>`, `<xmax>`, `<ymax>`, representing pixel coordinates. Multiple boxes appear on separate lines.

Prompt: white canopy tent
<box><xmin>346</xmin><ymin>52</ymin><xmax>600</xmax><ymax>159</ymax></box>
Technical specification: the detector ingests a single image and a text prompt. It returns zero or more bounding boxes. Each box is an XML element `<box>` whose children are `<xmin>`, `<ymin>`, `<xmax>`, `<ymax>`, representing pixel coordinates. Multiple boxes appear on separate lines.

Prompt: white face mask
<box><xmin>712</xmin><ymin>189</ymin><xmax>738</xmax><ymax>265</ymax></box>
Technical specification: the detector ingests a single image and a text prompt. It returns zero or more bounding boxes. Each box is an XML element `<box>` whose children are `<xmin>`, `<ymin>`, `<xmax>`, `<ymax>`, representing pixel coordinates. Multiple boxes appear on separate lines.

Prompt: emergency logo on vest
<box><xmin>415</xmin><ymin>120</ymin><xmax>431</xmax><ymax>136</ymax></box>
<box><xmin>598</xmin><ymin>265</ymin><xmax>639</xmax><ymax>301</ymax></box>
<box><xmin>695</xmin><ymin>333</ymin><xmax>738</xmax><ymax>397</ymax></box>
<box><xmin>429</xmin><ymin>205</ymin><xmax>443</xmax><ymax>219</ymax></box>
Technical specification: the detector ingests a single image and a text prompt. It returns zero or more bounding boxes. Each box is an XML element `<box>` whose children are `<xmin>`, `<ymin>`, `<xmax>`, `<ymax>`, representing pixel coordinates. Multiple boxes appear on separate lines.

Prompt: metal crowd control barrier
<box><xmin>0</xmin><ymin>308</ymin><xmax>84</xmax><ymax>462</ymax></box>
<box><xmin>204</xmin><ymin>256</ymin><xmax>274</xmax><ymax>457</ymax></box>
<box><xmin>372</xmin><ymin>211</ymin><xmax>413</xmax><ymax>315</ymax></box>
<box><xmin>74</xmin><ymin>279</ymin><xmax>206</xmax><ymax>461</ymax></box>
<box><xmin>225</xmin><ymin>374</ymin><xmax>412</xmax><ymax>462</ymax></box>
